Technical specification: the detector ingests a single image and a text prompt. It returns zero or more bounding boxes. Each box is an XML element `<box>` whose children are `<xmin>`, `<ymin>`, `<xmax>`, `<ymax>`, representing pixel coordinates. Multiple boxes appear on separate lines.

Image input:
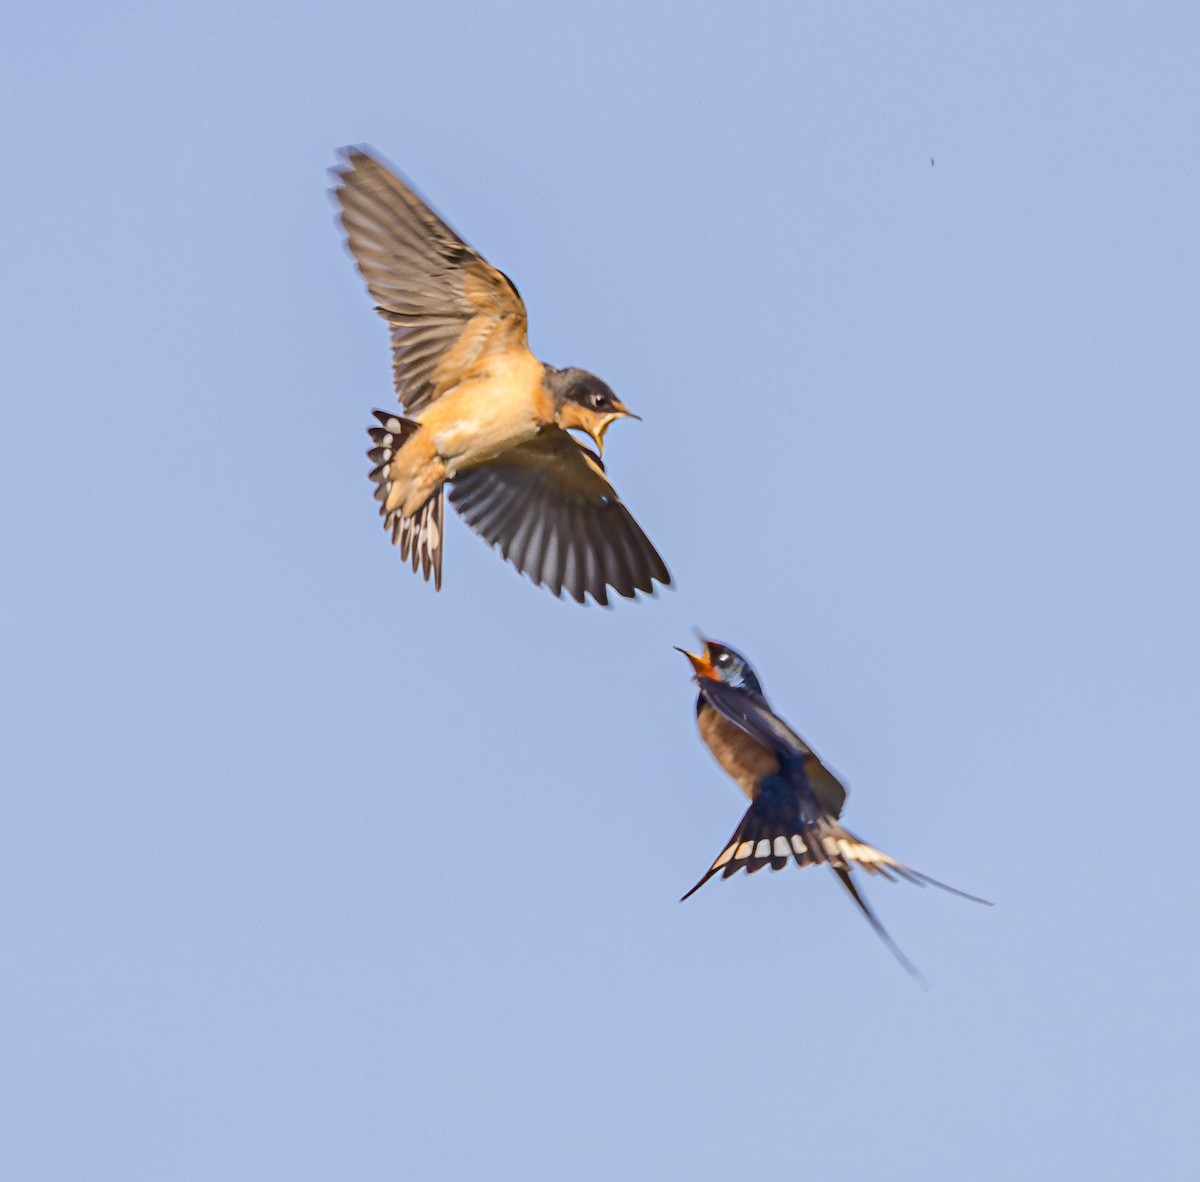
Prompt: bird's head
<box><xmin>675</xmin><ymin>636</ymin><xmax>764</xmax><ymax>695</ymax></box>
<box><xmin>546</xmin><ymin>367</ymin><xmax>639</xmax><ymax>455</ymax></box>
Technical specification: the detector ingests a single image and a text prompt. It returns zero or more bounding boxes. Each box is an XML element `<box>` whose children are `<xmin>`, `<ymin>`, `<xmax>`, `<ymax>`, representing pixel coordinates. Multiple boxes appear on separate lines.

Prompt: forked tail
<box><xmin>681</xmin><ymin>782</ymin><xmax>990</xmax><ymax>984</ymax></box>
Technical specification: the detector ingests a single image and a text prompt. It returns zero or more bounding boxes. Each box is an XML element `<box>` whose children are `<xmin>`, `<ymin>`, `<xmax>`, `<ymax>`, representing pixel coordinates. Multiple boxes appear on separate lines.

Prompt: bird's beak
<box><xmin>611</xmin><ymin>394</ymin><xmax>640</xmax><ymax>423</ymax></box>
<box><xmin>591</xmin><ymin>417</ymin><xmax>612</xmax><ymax>456</ymax></box>
<box><xmin>591</xmin><ymin>403</ymin><xmax>640</xmax><ymax>455</ymax></box>
<box><xmin>674</xmin><ymin>645</ymin><xmax>717</xmax><ymax>680</ymax></box>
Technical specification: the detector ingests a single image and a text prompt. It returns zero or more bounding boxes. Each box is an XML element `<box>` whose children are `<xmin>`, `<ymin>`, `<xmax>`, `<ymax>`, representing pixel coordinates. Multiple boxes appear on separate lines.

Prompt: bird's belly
<box><xmin>697</xmin><ymin>706</ymin><xmax>780</xmax><ymax>800</ymax></box>
<box><xmin>419</xmin><ymin>366</ymin><xmax>548</xmax><ymax>474</ymax></box>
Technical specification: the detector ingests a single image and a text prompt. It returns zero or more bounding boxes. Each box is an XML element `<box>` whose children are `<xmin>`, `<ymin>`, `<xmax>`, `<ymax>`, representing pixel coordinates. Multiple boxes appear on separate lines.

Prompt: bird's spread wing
<box><xmin>334</xmin><ymin>147</ymin><xmax>531</xmax><ymax>414</ymax></box>
<box><xmin>696</xmin><ymin>678</ymin><xmax>848</xmax><ymax>817</ymax></box>
<box><xmin>447</xmin><ymin>428</ymin><xmax>670</xmax><ymax>605</ymax></box>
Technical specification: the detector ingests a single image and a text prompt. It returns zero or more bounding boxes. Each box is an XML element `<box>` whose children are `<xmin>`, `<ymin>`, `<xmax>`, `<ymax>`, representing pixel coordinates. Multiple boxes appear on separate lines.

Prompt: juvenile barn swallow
<box><xmin>333</xmin><ymin>148</ymin><xmax>670</xmax><ymax>604</ymax></box>
<box><xmin>677</xmin><ymin>638</ymin><xmax>990</xmax><ymax>980</ymax></box>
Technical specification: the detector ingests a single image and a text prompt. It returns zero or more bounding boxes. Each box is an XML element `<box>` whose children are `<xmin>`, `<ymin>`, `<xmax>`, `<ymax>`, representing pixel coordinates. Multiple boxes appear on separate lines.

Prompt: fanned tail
<box><xmin>367</xmin><ymin>411</ymin><xmax>444</xmax><ymax>589</ymax></box>
<box><xmin>681</xmin><ymin>780</ymin><xmax>990</xmax><ymax>982</ymax></box>
<box><xmin>681</xmin><ymin>785</ymin><xmax>808</xmax><ymax>901</ymax></box>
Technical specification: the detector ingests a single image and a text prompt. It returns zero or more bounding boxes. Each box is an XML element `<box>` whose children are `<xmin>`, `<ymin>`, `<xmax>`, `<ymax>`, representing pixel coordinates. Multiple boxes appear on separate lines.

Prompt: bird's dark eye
<box><xmin>589</xmin><ymin>390</ymin><xmax>608</xmax><ymax>409</ymax></box>
<box><xmin>714</xmin><ymin>651</ymin><xmax>733</xmax><ymax>667</ymax></box>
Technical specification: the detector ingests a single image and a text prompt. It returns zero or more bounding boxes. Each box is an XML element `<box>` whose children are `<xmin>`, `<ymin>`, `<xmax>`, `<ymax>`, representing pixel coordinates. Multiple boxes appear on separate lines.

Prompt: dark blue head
<box><xmin>675</xmin><ymin>638</ymin><xmax>765</xmax><ymax>696</ymax></box>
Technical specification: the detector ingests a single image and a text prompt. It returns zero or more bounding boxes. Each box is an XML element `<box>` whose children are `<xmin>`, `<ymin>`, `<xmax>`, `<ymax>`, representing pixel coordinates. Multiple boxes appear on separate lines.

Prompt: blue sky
<box><xmin>3</xmin><ymin>2</ymin><xmax>1198</xmax><ymax>1177</ymax></box>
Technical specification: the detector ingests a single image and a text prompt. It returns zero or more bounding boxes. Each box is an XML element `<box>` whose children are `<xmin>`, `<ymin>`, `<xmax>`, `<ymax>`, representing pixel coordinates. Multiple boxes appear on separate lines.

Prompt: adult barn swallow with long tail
<box><xmin>677</xmin><ymin>638</ymin><xmax>990</xmax><ymax>980</ymax></box>
<box><xmin>333</xmin><ymin>148</ymin><xmax>670</xmax><ymax>604</ymax></box>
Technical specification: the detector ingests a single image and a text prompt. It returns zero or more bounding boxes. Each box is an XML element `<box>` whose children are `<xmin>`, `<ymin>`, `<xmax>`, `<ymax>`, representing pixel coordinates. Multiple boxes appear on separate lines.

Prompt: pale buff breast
<box><xmin>697</xmin><ymin>704</ymin><xmax>780</xmax><ymax>801</ymax></box>
<box><xmin>419</xmin><ymin>353</ymin><xmax>550</xmax><ymax>473</ymax></box>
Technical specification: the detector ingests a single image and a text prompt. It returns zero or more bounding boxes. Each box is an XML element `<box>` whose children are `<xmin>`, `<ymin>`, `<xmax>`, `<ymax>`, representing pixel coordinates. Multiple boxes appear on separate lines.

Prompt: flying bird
<box><xmin>333</xmin><ymin>148</ymin><xmax>670</xmax><ymax>604</ymax></box>
<box><xmin>677</xmin><ymin>637</ymin><xmax>990</xmax><ymax>981</ymax></box>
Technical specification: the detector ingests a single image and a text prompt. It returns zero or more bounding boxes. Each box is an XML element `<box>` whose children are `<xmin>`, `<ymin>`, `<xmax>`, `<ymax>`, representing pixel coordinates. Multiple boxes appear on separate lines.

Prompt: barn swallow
<box><xmin>333</xmin><ymin>147</ymin><xmax>670</xmax><ymax>605</ymax></box>
<box><xmin>677</xmin><ymin>638</ymin><xmax>990</xmax><ymax>981</ymax></box>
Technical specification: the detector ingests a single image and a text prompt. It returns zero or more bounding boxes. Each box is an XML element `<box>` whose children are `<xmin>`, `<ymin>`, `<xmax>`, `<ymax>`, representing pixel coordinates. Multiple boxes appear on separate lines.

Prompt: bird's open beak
<box><xmin>591</xmin><ymin>404</ymin><xmax>640</xmax><ymax>455</ymax></box>
<box><xmin>674</xmin><ymin>645</ymin><xmax>717</xmax><ymax>680</ymax></box>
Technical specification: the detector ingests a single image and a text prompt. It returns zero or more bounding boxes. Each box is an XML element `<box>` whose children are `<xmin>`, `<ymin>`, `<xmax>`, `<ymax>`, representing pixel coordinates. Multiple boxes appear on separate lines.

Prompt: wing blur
<box><xmin>335</xmin><ymin>148</ymin><xmax>532</xmax><ymax>413</ymax></box>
